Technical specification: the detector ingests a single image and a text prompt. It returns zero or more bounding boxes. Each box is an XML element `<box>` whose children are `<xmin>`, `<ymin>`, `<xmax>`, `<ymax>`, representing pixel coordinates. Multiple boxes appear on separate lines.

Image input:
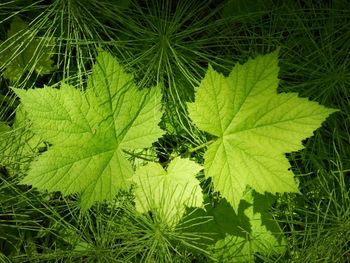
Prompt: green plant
<box><xmin>1</xmin><ymin>2</ymin><xmax>349</xmax><ymax>262</ymax></box>
<box><xmin>0</xmin><ymin>16</ymin><xmax>55</xmax><ymax>83</ymax></box>
<box><xmin>5</xmin><ymin>48</ymin><xmax>337</xmax><ymax>261</ymax></box>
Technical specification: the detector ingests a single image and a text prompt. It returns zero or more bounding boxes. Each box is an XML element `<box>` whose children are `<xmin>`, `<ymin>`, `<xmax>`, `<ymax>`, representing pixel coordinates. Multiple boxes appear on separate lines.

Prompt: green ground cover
<box><xmin>0</xmin><ymin>1</ymin><xmax>349</xmax><ymax>262</ymax></box>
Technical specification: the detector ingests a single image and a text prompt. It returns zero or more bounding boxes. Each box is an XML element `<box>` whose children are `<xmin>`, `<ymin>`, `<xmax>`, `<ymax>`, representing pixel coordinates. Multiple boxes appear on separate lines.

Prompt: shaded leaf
<box><xmin>211</xmin><ymin>191</ymin><xmax>287</xmax><ymax>262</ymax></box>
<box><xmin>0</xmin><ymin>105</ymin><xmax>43</xmax><ymax>175</ymax></box>
<box><xmin>0</xmin><ymin>16</ymin><xmax>55</xmax><ymax>82</ymax></box>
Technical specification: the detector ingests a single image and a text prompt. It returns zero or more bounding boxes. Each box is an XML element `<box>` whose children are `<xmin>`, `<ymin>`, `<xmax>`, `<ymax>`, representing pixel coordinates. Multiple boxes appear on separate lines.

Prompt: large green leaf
<box><xmin>13</xmin><ymin>51</ymin><xmax>164</xmax><ymax>209</ymax></box>
<box><xmin>0</xmin><ymin>16</ymin><xmax>55</xmax><ymax>82</ymax></box>
<box><xmin>187</xmin><ymin>50</ymin><xmax>338</xmax><ymax>210</ymax></box>
<box><xmin>132</xmin><ymin>157</ymin><xmax>203</xmax><ymax>226</ymax></box>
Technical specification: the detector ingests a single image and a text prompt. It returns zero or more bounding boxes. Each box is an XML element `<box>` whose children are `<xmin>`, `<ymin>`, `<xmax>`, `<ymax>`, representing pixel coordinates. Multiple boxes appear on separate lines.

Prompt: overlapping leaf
<box><xmin>132</xmin><ymin>157</ymin><xmax>203</xmax><ymax>226</ymax></box>
<box><xmin>211</xmin><ymin>191</ymin><xmax>286</xmax><ymax>262</ymax></box>
<box><xmin>179</xmin><ymin>190</ymin><xmax>286</xmax><ymax>261</ymax></box>
<box><xmin>13</xmin><ymin>51</ymin><xmax>164</xmax><ymax>209</ymax></box>
<box><xmin>187</xmin><ymin>50</ymin><xmax>338</xmax><ymax>210</ymax></box>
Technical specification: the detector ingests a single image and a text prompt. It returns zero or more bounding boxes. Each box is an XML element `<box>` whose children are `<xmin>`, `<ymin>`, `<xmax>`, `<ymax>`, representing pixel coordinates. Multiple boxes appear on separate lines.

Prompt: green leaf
<box><xmin>0</xmin><ymin>105</ymin><xmax>43</xmax><ymax>175</ymax></box>
<box><xmin>0</xmin><ymin>16</ymin><xmax>55</xmax><ymax>82</ymax></box>
<box><xmin>187</xmin><ymin>50</ymin><xmax>338</xmax><ymax>210</ymax></box>
<box><xmin>211</xmin><ymin>191</ymin><xmax>287</xmax><ymax>262</ymax></box>
<box><xmin>179</xmin><ymin>196</ymin><xmax>251</xmax><ymax>248</ymax></box>
<box><xmin>12</xmin><ymin>51</ymin><xmax>164</xmax><ymax>209</ymax></box>
<box><xmin>179</xmin><ymin>191</ymin><xmax>286</xmax><ymax>260</ymax></box>
<box><xmin>132</xmin><ymin>157</ymin><xmax>203</xmax><ymax>226</ymax></box>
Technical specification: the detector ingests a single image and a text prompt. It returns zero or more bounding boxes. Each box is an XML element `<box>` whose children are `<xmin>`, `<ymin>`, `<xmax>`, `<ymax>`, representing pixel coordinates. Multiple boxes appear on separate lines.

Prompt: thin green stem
<box><xmin>122</xmin><ymin>149</ymin><xmax>156</xmax><ymax>162</ymax></box>
<box><xmin>182</xmin><ymin>139</ymin><xmax>214</xmax><ymax>158</ymax></box>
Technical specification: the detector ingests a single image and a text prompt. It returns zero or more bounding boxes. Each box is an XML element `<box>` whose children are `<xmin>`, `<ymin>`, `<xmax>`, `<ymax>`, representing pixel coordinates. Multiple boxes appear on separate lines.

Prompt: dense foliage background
<box><xmin>0</xmin><ymin>0</ymin><xmax>349</xmax><ymax>262</ymax></box>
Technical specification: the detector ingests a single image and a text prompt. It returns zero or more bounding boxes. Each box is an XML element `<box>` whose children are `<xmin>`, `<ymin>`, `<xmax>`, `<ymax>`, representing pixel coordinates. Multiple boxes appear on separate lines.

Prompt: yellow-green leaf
<box><xmin>132</xmin><ymin>157</ymin><xmax>203</xmax><ymax>226</ymax></box>
<box><xmin>13</xmin><ymin>51</ymin><xmax>164</xmax><ymax>209</ymax></box>
<box><xmin>187</xmin><ymin>50</ymin><xmax>338</xmax><ymax>210</ymax></box>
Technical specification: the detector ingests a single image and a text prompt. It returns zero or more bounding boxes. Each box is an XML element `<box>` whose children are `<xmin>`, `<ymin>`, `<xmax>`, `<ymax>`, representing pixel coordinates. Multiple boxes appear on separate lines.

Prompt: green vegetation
<box><xmin>1</xmin><ymin>1</ymin><xmax>349</xmax><ymax>262</ymax></box>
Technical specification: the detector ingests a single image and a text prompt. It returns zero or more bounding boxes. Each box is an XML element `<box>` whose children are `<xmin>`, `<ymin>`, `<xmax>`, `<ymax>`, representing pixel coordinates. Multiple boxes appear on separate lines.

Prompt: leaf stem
<box><xmin>183</xmin><ymin>139</ymin><xmax>214</xmax><ymax>157</ymax></box>
<box><xmin>122</xmin><ymin>149</ymin><xmax>156</xmax><ymax>162</ymax></box>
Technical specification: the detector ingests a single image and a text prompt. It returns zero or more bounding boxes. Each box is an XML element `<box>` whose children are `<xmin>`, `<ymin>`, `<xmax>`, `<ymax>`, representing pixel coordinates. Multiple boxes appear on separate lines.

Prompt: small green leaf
<box><xmin>0</xmin><ymin>105</ymin><xmax>43</xmax><ymax>175</ymax></box>
<box><xmin>187</xmin><ymin>50</ymin><xmax>339</xmax><ymax>210</ymax></box>
<box><xmin>0</xmin><ymin>16</ymin><xmax>55</xmax><ymax>82</ymax></box>
<box><xmin>13</xmin><ymin>51</ymin><xmax>164</xmax><ymax>209</ymax></box>
<box><xmin>132</xmin><ymin>157</ymin><xmax>203</xmax><ymax>226</ymax></box>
